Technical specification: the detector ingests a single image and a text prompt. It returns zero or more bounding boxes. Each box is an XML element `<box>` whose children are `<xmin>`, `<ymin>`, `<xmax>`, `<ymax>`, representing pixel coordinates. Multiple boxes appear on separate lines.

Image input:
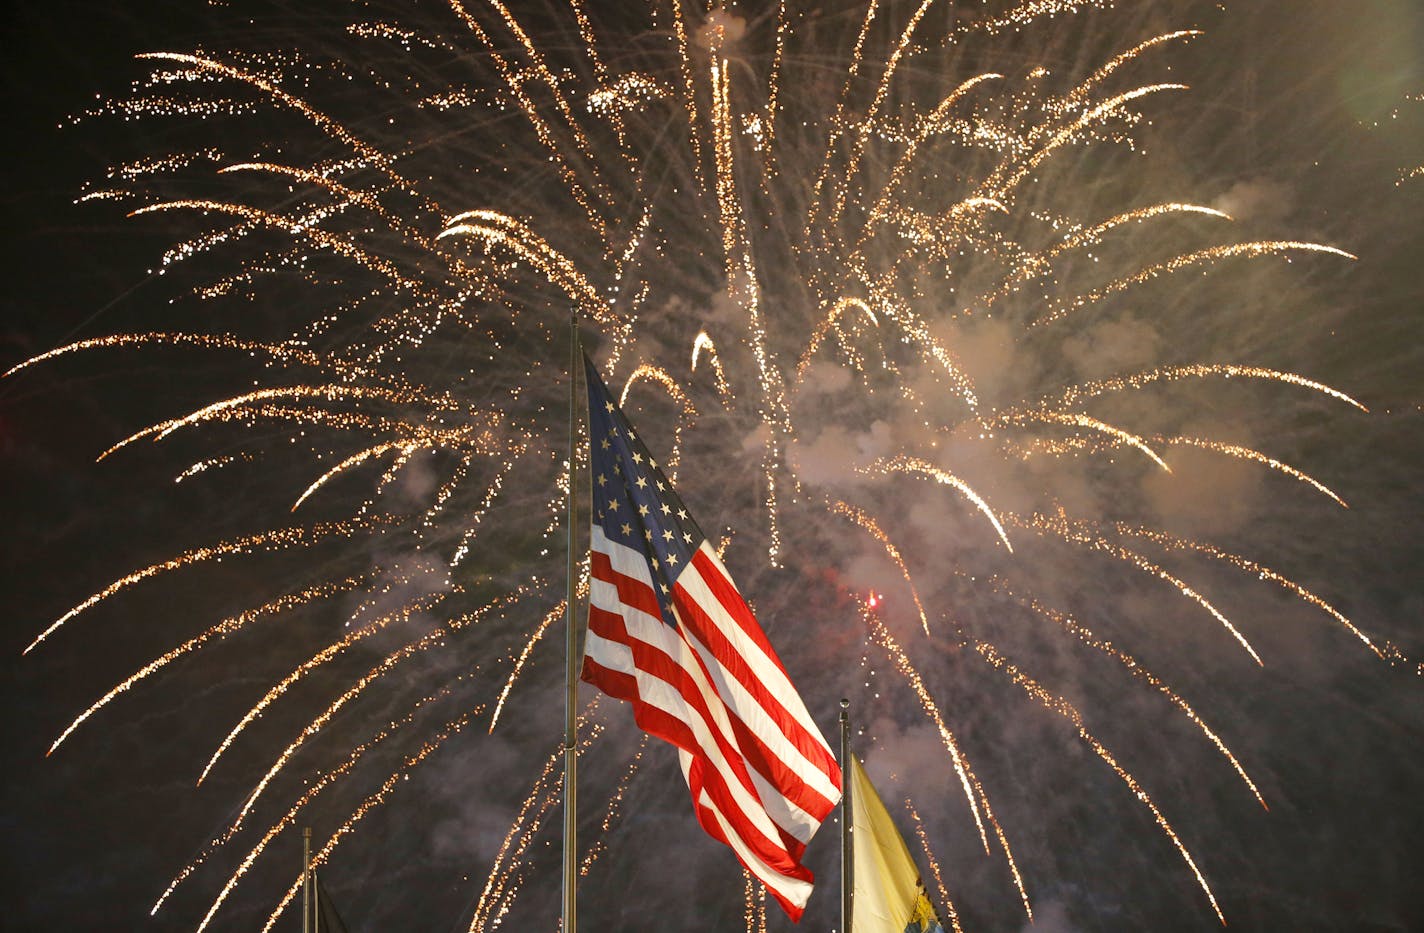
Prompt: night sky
<box><xmin>3</xmin><ymin>2</ymin><xmax>1423</xmax><ymax>931</ymax></box>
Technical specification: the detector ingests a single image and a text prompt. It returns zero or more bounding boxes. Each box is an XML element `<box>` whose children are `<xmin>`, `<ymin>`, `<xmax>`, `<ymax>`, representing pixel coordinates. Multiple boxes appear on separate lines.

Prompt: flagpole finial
<box><xmin>840</xmin><ymin>697</ymin><xmax>849</xmax><ymax>710</ymax></box>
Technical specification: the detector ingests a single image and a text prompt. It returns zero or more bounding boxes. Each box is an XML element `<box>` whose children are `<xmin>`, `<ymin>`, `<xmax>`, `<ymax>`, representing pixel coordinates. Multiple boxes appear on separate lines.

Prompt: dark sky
<box><xmin>3</xmin><ymin>2</ymin><xmax>1422</xmax><ymax>932</ymax></box>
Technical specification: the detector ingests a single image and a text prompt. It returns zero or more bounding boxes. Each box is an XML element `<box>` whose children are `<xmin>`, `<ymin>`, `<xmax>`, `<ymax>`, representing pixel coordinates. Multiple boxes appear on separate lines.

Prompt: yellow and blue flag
<box><xmin>850</xmin><ymin>755</ymin><xmax>944</xmax><ymax>933</ymax></box>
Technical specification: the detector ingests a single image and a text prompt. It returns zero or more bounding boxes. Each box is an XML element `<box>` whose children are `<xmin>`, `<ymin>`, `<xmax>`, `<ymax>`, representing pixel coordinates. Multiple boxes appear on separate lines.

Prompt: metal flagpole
<box><xmin>302</xmin><ymin>827</ymin><xmax>311</xmax><ymax>933</ymax></box>
<box><xmin>840</xmin><ymin>698</ymin><xmax>852</xmax><ymax>933</ymax></box>
<box><xmin>562</xmin><ymin>313</ymin><xmax>580</xmax><ymax>933</ymax></box>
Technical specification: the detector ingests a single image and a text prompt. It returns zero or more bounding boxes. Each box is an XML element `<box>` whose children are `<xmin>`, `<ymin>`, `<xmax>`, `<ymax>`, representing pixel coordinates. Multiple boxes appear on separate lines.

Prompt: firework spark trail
<box><xmin>1033</xmin><ymin>241</ymin><xmax>1358</xmax><ymax>327</ymax></box>
<box><xmin>864</xmin><ymin>608</ymin><xmax>1033</xmax><ymax>921</ymax></box>
<box><xmin>873</xmin><ymin>455</ymin><xmax>1013</xmax><ymax>552</ymax></box>
<box><xmin>1109</xmin><ymin>522</ymin><xmax>1412</xmax><ymax>666</ymax></box>
<box><xmin>1042</xmin><ymin>363</ymin><xmax>1369</xmax><ymax>412</ymax></box>
<box><xmin>1017</xmin><ymin>510</ymin><xmax>1264</xmax><ymax>665</ymax></box>
<box><xmin>829</xmin><ymin>500</ymin><xmax>929</xmax><ymax>634</ymax></box>
<box><xmin>443</xmin><ymin>0</ymin><xmax>609</xmax><ymax>239</ymax></box>
<box><xmin>969</xmin><ymin>638</ymin><xmax>1225</xmax><ymax>924</ymax></box>
<box><xmin>794</xmin><ymin>296</ymin><xmax>879</xmax><ymax>382</ymax></box>
<box><xmin>1159</xmin><ymin>436</ymin><xmax>1346</xmax><ymax>507</ymax></box>
<box><xmin>579</xmin><ymin>733</ymin><xmax>649</xmax><ymax>879</ymax></box>
<box><xmin>259</xmin><ymin>704</ymin><xmax>489</xmax><ymax>933</ymax></box>
<box><xmin>976</xmin><ymin>201</ymin><xmax>1230</xmax><ymax>312</ymax></box>
<box><xmin>4</xmin><ymin>332</ymin><xmax>378</xmax><ymax>384</ymax></box>
<box><xmin>690</xmin><ymin>331</ymin><xmax>734</xmax><ymax>407</ymax></box>
<box><xmin>741</xmin><ymin>867</ymin><xmax>769</xmax><ymax>933</ymax></box>
<box><xmin>487</xmin><ymin>599</ymin><xmax>563</xmax><ymax>734</ymax></box>
<box><xmin>131</xmin><ymin>200</ymin><xmax>424</xmax><ymax>291</ymax></box>
<box><xmin>197</xmin><ymin>586</ymin><xmax>457</xmax><ymax>785</ymax></box>
<box><xmin>23</xmin><ymin>515</ymin><xmax>399</xmax><ymax>654</ymax></box>
<box><xmin>168</xmin><ymin>680</ymin><xmax>480</xmax><ymax>922</ymax></box>
<box><xmin>96</xmin><ymin>383</ymin><xmax>475</xmax><ymax>461</ymax></box>
<box><xmin>982</xmin><ymin>575</ymin><xmax>1267</xmax><ymax>809</ymax></box>
<box><xmin>988</xmin><ymin>410</ymin><xmax>1172</xmax><ymax>472</ymax></box>
<box><xmin>470</xmin><ymin>713</ymin><xmax>604</xmax><ymax>933</ymax></box>
<box><xmin>987</xmin><ymin>83</ymin><xmax>1190</xmax><ymax>200</ymax></box>
<box><xmin>48</xmin><ymin>577</ymin><xmax>364</xmax><ymax>756</ymax></box>
<box><xmin>290</xmin><ymin>424</ymin><xmax>508</xmax><ymax>513</ymax></box>
<box><xmin>438</xmin><ymin>211</ymin><xmax>614</xmax><ymax>325</ymax></box>
<box><xmin>906</xmin><ymin>800</ymin><xmax>963</xmax><ymax>933</ymax></box>
<box><xmin>230</xmin><ymin>588</ymin><xmax>531</xmax><ymax>834</ymax></box>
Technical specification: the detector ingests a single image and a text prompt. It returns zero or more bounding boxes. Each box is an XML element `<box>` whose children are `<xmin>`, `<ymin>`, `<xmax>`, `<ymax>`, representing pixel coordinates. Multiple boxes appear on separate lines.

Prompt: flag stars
<box><xmin>607</xmin><ymin>499</ymin><xmax>620</xmax><ymax>512</ymax></box>
<box><xmin>600</xmin><ymin>438</ymin><xmax>611</xmax><ymax>450</ymax></box>
<box><xmin>638</xmin><ymin>504</ymin><xmax>649</xmax><ymax>516</ymax></box>
<box><xmin>597</xmin><ymin>473</ymin><xmax>607</xmax><ymax>486</ymax></box>
<box><xmin>621</xmin><ymin>523</ymin><xmax>632</xmax><ymax>537</ymax></box>
<box><xmin>635</xmin><ymin>475</ymin><xmax>648</xmax><ymax>489</ymax></box>
<box><xmin>632</xmin><ymin>450</ymin><xmax>643</xmax><ymax>464</ymax></box>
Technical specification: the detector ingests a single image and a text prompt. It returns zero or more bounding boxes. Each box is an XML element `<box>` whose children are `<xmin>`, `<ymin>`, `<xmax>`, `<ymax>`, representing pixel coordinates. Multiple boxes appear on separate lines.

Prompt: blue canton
<box><xmin>585</xmin><ymin>355</ymin><xmax>705</xmax><ymax>629</ymax></box>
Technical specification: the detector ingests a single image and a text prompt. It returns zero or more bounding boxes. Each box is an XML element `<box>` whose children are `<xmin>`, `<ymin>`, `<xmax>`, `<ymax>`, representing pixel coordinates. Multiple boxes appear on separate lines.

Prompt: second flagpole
<box><xmin>840</xmin><ymin>698</ymin><xmax>852</xmax><ymax>933</ymax></box>
<box><xmin>562</xmin><ymin>313</ymin><xmax>580</xmax><ymax>933</ymax></box>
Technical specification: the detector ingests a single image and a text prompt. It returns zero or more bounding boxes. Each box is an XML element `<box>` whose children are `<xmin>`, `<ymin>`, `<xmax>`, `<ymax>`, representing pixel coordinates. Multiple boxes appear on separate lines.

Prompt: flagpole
<box><xmin>302</xmin><ymin>827</ymin><xmax>311</xmax><ymax>933</ymax></box>
<box><xmin>562</xmin><ymin>313</ymin><xmax>580</xmax><ymax>933</ymax></box>
<box><xmin>840</xmin><ymin>698</ymin><xmax>852</xmax><ymax>933</ymax></box>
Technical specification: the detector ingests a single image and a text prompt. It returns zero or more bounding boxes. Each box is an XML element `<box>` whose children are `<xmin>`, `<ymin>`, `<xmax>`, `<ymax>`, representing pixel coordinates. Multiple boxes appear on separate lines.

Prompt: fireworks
<box><xmin>11</xmin><ymin>1</ymin><xmax>1419</xmax><ymax>930</ymax></box>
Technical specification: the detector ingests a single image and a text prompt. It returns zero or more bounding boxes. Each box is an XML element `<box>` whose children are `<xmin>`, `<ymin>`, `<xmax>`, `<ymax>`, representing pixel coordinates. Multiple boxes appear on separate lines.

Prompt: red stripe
<box><xmin>590</xmin><ymin>548</ymin><xmax>662</xmax><ymax>620</ymax></box>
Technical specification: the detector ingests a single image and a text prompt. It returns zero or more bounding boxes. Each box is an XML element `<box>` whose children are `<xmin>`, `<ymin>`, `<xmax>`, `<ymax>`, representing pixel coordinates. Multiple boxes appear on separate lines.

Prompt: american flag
<box><xmin>580</xmin><ymin>354</ymin><xmax>843</xmax><ymax>919</ymax></box>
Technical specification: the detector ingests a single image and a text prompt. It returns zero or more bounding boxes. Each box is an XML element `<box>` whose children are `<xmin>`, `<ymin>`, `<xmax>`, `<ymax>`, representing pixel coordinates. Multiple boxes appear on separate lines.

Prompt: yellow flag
<box><xmin>850</xmin><ymin>755</ymin><xmax>944</xmax><ymax>933</ymax></box>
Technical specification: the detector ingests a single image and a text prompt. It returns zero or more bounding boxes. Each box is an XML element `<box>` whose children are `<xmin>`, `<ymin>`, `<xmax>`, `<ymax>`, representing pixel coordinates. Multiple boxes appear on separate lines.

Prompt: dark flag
<box><xmin>313</xmin><ymin>870</ymin><xmax>350</xmax><ymax>933</ymax></box>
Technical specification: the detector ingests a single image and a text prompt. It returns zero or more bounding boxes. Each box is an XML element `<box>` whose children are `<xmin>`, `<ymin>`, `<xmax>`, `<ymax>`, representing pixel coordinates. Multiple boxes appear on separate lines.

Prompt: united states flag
<box><xmin>580</xmin><ymin>354</ymin><xmax>843</xmax><ymax>919</ymax></box>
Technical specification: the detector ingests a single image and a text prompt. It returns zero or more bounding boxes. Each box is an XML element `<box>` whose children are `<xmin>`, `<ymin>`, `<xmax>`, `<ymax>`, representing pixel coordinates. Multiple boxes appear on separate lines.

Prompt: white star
<box><xmin>665</xmin><ymin>553</ymin><xmax>679</xmax><ymax>566</ymax></box>
<box><xmin>607</xmin><ymin>499</ymin><xmax>619</xmax><ymax>512</ymax></box>
<box><xmin>638</xmin><ymin>504</ymin><xmax>649</xmax><ymax>516</ymax></box>
<box><xmin>635</xmin><ymin>476</ymin><xmax>648</xmax><ymax>489</ymax></box>
<box><xmin>596</xmin><ymin>473</ymin><xmax>607</xmax><ymax>486</ymax></box>
<box><xmin>621</xmin><ymin>523</ymin><xmax>632</xmax><ymax>536</ymax></box>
